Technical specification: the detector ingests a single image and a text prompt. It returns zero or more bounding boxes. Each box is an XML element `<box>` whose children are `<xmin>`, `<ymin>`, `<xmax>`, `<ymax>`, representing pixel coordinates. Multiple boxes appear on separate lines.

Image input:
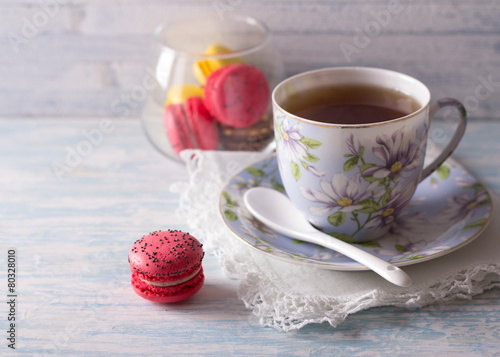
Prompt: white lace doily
<box><xmin>170</xmin><ymin>149</ymin><xmax>500</xmax><ymax>332</ymax></box>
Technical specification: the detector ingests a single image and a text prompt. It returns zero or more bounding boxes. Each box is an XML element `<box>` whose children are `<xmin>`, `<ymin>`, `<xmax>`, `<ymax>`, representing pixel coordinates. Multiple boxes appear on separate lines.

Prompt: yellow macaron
<box><xmin>165</xmin><ymin>84</ymin><xmax>203</xmax><ymax>106</ymax></box>
<box><xmin>193</xmin><ymin>44</ymin><xmax>243</xmax><ymax>86</ymax></box>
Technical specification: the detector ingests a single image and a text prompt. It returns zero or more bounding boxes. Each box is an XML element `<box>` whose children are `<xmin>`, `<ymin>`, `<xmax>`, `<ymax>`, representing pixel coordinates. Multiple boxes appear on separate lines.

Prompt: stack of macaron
<box><xmin>128</xmin><ymin>230</ymin><xmax>205</xmax><ymax>303</ymax></box>
<box><xmin>163</xmin><ymin>44</ymin><xmax>271</xmax><ymax>155</ymax></box>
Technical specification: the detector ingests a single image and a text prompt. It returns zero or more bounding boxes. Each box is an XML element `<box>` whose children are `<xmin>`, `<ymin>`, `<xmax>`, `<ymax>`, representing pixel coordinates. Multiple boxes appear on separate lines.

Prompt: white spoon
<box><xmin>243</xmin><ymin>187</ymin><xmax>412</xmax><ymax>287</ymax></box>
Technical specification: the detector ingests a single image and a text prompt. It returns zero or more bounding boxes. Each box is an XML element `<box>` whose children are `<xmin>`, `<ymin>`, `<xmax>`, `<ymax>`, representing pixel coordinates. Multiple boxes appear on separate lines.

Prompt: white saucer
<box><xmin>219</xmin><ymin>155</ymin><xmax>493</xmax><ymax>271</ymax></box>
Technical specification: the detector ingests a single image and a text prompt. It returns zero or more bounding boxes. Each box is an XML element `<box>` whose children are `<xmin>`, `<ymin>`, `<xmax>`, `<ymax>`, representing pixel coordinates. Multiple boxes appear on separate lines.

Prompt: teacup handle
<box><xmin>420</xmin><ymin>98</ymin><xmax>467</xmax><ymax>181</ymax></box>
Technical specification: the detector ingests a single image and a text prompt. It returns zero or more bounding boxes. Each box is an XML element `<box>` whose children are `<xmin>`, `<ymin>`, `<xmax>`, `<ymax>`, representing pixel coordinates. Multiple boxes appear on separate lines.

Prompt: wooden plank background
<box><xmin>0</xmin><ymin>0</ymin><xmax>499</xmax><ymax>120</ymax></box>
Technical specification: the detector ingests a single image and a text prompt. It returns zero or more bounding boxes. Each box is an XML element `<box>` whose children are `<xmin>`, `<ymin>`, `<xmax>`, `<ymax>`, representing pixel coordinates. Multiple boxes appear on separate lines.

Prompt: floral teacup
<box><xmin>272</xmin><ymin>67</ymin><xmax>467</xmax><ymax>242</ymax></box>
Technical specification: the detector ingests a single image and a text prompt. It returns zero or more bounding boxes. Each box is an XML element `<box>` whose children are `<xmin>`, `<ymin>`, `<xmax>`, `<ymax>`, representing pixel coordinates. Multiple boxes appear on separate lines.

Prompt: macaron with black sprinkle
<box><xmin>128</xmin><ymin>230</ymin><xmax>205</xmax><ymax>303</ymax></box>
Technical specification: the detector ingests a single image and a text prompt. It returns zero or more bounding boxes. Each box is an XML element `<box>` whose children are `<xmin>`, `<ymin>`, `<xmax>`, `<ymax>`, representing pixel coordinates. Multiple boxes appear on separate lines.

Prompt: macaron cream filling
<box><xmin>139</xmin><ymin>267</ymin><xmax>201</xmax><ymax>287</ymax></box>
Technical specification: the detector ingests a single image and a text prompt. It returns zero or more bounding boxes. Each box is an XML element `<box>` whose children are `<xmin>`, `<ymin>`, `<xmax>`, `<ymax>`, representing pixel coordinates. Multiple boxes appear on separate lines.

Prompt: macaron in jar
<box><xmin>141</xmin><ymin>13</ymin><xmax>284</xmax><ymax>160</ymax></box>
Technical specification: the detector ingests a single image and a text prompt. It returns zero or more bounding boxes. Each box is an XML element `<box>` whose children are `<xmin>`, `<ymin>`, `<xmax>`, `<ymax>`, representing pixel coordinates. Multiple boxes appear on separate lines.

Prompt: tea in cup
<box><xmin>273</xmin><ymin>67</ymin><xmax>467</xmax><ymax>242</ymax></box>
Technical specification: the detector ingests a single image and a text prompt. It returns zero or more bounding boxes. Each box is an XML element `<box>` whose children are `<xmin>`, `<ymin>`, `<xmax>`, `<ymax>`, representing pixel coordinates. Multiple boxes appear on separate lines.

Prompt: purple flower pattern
<box><xmin>364</xmin><ymin>182</ymin><xmax>416</xmax><ymax>230</ymax></box>
<box><xmin>275</xmin><ymin>113</ymin><xmax>324</xmax><ymax>180</ymax></box>
<box><xmin>299</xmin><ymin>173</ymin><xmax>369</xmax><ymax>215</ymax></box>
<box><xmin>362</xmin><ymin>127</ymin><xmax>421</xmax><ymax>179</ymax></box>
<box><xmin>277</xmin><ymin>118</ymin><xmax>308</xmax><ymax>161</ymax></box>
<box><xmin>441</xmin><ymin>182</ymin><xmax>490</xmax><ymax>222</ymax></box>
<box><xmin>300</xmin><ymin>126</ymin><xmax>424</xmax><ymax>241</ymax></box>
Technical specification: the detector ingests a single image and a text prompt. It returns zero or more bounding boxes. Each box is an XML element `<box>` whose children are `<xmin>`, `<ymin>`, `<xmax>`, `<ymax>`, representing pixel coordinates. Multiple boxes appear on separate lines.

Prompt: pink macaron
<box><xmin>163</xmin><ymin>96</ymin><xmax>219</xmax><ymax>155</ymax></box>
<box><xmin>128</xmin><ymin>230</ymin><xmax>205</xmax><ymax>303</ymax></box>
<box><xmin>203</xmin><ymin>64</ymin><xmax>270</xmax><ymax>128</ymax></box>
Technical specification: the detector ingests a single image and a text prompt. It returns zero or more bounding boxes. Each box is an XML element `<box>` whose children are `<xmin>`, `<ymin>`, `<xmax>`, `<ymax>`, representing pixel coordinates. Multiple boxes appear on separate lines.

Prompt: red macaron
<box><xmin>128</xmin><ymin>230</ymin><xmax>205</xmax><ymax>303</ymax></box>
<box><xmin>203</xmin><ymin>64</ymin><xmax>270</xmax><ymax>128</ymax></box>
<box><xmin>163</xmin><ymin>96</ymin><xmax>219</xmax><ymax>155</ymax></box>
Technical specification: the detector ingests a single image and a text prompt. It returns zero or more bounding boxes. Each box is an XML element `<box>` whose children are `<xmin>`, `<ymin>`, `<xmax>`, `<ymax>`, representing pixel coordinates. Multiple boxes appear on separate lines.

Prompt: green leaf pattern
<box><xmin>274</xmin><ymin>112</ymin><xmax>323</xmax><ymax>181</ymax></box>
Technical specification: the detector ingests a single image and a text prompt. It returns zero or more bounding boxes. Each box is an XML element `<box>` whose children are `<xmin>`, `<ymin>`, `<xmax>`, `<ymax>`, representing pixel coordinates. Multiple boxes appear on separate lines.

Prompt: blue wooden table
<box><xmin>1</xmin><ymin>118</ymin><xmax>499</xmax><ymax>356</ymax></box>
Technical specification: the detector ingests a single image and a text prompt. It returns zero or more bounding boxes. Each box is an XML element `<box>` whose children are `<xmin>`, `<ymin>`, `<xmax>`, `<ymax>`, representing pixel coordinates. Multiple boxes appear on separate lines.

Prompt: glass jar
<box><xmin>141</xmin><ymin>13</ymin><xmax>284</xmax><ymax>161</ymax></box>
